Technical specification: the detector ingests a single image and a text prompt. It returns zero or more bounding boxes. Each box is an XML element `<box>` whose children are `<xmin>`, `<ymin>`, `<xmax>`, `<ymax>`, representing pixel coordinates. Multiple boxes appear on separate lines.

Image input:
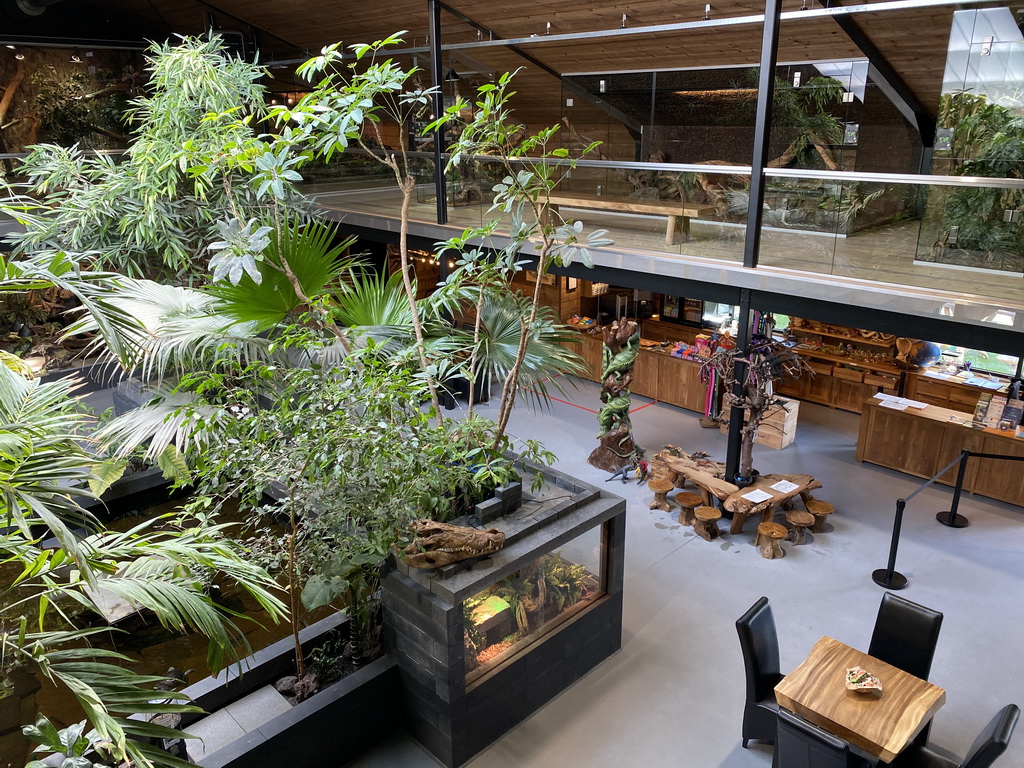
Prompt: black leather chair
<box><xmin>869</xmin><ymin>593</ymin><xmax>944</xmax><ymax>744</ymax></box>
<box><xmin>773</xmin><ymin>708</ymin><xmax>855</xmax><ymax>768</ymax></box>
<box><xmin>869</xmin><ymin>593</ymin><xmax>944</xmax><ymax>680</ymax></box>
<box><xmin>736</xmin><ymin>596</ymin><xmax>783</xmax><ymax>748</ymax></box>
<box><xmin>888</xmin><ymin>704</ymin><xmax>1020</xmax><ymax>768</ymax></box>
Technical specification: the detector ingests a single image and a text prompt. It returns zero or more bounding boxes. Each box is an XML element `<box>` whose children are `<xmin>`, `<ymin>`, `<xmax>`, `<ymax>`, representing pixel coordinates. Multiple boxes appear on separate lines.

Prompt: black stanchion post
<box><xmin>937</xmin><ymin>449</ymin><xmax>971</xmax><ymax>528</ymax></box>
<box><xmin>872</xmin><ymin>498</ymin><xmax>909</xmax><ymax>589</ymax></box>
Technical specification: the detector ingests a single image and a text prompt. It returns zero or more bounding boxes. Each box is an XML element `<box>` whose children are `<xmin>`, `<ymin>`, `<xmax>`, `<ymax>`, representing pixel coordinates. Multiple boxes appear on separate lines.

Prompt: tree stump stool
<box><xmin>675</xmin><ymin>491</ymin><xmax>703</xmax><ymax>525</ymax></box>
<box><xmin>694</xmin><ymin>505</ymin><xmax>722</xmax><ymax>541</ymax></box>
<box><xmin>804</xmin><ymin>499</ymin><xmax>835</xmax><ymax>533</ymax></box>
<box><xmin>785</xmin><ymin>510</ymin><xmax>815</xmax><ymax>545</ymax></box>
<box><xmin>648</xmin><ymin>478</ymin><xmax>675</xmax><ymax>512</ymax></box>
<box><xmin>757</xmin><ymin>522</ymin><xmax>787</xmax><ymax>559</ymax></box>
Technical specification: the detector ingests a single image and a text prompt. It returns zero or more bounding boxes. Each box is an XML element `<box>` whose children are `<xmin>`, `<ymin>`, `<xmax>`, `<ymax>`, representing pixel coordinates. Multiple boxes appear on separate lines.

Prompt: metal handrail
<box><xmin>334</xmin><ymin>148</ymin><xmax>1024</xmax><ymax>190</ymax></box>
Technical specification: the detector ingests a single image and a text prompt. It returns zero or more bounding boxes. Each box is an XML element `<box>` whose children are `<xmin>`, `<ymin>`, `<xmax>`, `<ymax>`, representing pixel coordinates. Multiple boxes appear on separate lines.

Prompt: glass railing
<box><xmin>297</xmin><ymin>150</ymin><xmax>1024</xmax><ymax>305</ymax></box>
<box><xmin>762</xmin><ymin>168</ymin><xmax>1024</xmax><ymax>304</ymax></box>
<box><xmin>301</xmin><ymin>151</ymin><xmax>440</xmax><ymax>225</ymax></box>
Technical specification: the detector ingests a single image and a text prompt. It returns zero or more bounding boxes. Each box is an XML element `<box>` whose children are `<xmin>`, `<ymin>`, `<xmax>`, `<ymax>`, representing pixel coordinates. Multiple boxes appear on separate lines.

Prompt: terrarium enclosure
<box><xmin>463</xmin><ymin>526</ymin><xmax>604</xmax><ymax>686</ymax></box>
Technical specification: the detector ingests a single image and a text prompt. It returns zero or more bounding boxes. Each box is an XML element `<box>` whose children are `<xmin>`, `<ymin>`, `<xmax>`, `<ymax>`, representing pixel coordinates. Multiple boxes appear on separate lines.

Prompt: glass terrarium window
<box><xmin>463</xmin><ymin>525</ymin><xmax>605</xmax><ymax>685</ymax></box>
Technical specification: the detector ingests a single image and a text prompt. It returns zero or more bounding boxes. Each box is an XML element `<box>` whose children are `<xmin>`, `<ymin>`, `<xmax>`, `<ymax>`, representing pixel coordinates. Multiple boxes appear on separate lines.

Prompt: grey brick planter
<box><xmin>179</xmin><ymin>613</ymin><xmax>400</xmax><ymax>768</ymax></box>
<box><xmin>384</xmin><ymin>463</ymin><xmax>626</xmax><ymax>768</ymax></box>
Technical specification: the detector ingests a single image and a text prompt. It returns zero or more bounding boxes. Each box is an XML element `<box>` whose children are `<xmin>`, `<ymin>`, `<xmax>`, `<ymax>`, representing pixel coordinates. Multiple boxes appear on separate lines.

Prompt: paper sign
<box><xmin>880</xmin><ymin>400</ymin><xmax>908</xmax><ymax>411</ymax></box>
<box><xmin>873</xmin><ymin>392</ymin><xmax>898</xmax><ymax>401</ymax></box>
<box><xmin>901</xmin><ymin>399</ymin><xmax>928</xmax><ymax>409</ymax></box>
<box><xmin>923</xmin><ymin>371</ymin><xmax>951</xmax><ymax>379</ymax></box>
<box><xmin>741</xmin><ymin>489</ymin><xmax>773</xmax><ymax>503</ymax></box>
<box><xmin>771</xmin><ymin>480</ymin><xmax>800</xmax><ymax>494</ymax></box>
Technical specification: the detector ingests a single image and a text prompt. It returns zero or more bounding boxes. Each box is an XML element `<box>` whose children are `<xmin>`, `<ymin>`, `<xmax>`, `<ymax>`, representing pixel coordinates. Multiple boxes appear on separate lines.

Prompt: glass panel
<box><xmin>760</xmin><ymin>171</ymin><xmax>1024</xmax><ymax>305</ymax></box>
<box><xmin>464</xmin><ymin>523</ymin><xmax>605</xmax><ymax>685</ymax></box>
<box><xmin>304</xmin><ymin>152</ymin><xmax>440</xmax><ymax>223</ymax></box>
<box><xmin>939</xmin><ymin>344</ymin><xmax>1020</xmax><ymax>377</ymax></box>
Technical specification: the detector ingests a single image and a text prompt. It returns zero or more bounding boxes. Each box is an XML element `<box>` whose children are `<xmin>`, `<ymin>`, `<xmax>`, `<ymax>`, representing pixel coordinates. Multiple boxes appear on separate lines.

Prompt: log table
<box><xmin>721</xmin><ymin>473</ymin><xmax>822</xmax><ymax>535</ymax></box>
<box><xmin>775</xmin><ymin>636</ymin><xmax>946</xmax><ymax>763</ymax></box>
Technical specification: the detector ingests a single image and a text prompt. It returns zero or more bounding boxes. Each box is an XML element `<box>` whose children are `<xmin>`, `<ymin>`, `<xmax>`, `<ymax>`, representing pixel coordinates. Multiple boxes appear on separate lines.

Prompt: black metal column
<box><xmin>428</xmin><ymin>0</ymin><xmax>448</xmax><ymax>225</ymax></box>
<box><xmin>725</xmin><ymin>289</ymin><xmax>753</xmax><ymax>482</ymax></box>
<box><xmin>742</xmin><ymin>0</ymin><xmax>784</xmax><ymax>269</ymax></box>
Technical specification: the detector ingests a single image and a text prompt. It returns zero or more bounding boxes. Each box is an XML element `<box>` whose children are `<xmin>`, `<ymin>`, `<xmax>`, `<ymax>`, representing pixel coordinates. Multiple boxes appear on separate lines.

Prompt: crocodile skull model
<box><xmin>403</xmin><ymin>519</ymin><xmax>506</xmax><ymax>568</ymax></box>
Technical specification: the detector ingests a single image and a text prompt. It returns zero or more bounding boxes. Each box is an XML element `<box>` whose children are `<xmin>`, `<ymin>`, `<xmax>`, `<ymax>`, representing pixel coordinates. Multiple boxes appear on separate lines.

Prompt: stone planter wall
<box><xmin>180</xmin><ymin>612</ymin><xmax>400</xmax><ymax>768</ymax></box>
<box><xmin>383</xmin><ymin>465</ymin><xmax>626</xmax><ymax>768</ymax></box>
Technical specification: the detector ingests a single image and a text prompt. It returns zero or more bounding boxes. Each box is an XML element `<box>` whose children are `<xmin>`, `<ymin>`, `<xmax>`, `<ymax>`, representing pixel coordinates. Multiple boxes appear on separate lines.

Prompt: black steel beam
<box><xmin>428</xmin><ymin>0</ymin><xmax>449</xmax><ymax>225</ymax></box>
<box><xmin>815</xmin><ymin>0</ymin><xmax>936</xmax><ymax>151</ymax></box>
<box><xmin>742</xmin><ymin>0</ymin><xmax>784</xmax><ymax>269</ymax></box>
<box><xmin>434</xmin><ymin>0</ymin><xmax>643</xmax><ymax>142</ymax></box>
<box><xmin>725</xmin><ymin>289</ymin><xmax>753</xmax><ymax>483</ymax></box>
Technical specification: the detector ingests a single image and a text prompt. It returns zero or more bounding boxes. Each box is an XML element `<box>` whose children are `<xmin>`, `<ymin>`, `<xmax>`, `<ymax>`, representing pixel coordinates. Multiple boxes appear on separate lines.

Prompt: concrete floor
<box><xmin>346</xmin><ymin>378</ymin><xmax>1024</xmax><ymax>768</ymax></box>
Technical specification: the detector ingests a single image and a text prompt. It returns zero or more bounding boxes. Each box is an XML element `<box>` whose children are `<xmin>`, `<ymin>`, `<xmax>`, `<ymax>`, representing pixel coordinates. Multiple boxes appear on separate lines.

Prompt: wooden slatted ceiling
<box><xmin>40</xmin><ymin>0</ymin><xmax>956</xmax><ymax>124</ymax></box>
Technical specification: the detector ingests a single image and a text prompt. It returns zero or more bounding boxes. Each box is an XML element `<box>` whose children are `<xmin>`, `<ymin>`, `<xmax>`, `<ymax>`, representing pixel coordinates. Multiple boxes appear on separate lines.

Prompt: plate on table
<box><xmin>846</xmin><ymin>666</ymin><xmax>882</xmax><ymax>694</ymax></box>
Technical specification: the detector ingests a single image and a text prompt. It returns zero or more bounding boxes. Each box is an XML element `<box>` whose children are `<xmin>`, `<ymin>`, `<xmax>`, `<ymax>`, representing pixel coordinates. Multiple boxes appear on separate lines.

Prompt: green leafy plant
<box><xmin>3</xmin><ymin>36</ymin><xmax>280</xmax><ymax>281</ymax></box>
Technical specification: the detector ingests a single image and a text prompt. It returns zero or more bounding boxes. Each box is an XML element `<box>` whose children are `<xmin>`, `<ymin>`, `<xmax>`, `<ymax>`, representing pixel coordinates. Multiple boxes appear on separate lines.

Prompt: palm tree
<box><xmin>0</xmin><ymin>363</ymin><xmax>287</xmax><ymax>768</ymax></box>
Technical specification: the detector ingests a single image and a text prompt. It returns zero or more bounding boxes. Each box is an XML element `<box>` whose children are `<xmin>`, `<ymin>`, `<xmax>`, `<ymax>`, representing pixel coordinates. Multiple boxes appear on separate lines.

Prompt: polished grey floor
<box><xmin>348</xmin><ymin>377</ymin><xmax>1024</xmax><ymax>768</ymax></box>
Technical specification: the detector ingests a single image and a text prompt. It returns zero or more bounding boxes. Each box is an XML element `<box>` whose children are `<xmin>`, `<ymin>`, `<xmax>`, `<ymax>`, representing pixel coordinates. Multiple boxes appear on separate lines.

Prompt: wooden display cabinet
<box><xmin>779</xmin><ymin>320</ymin><xmax>903</xmax><ymax>414</ymax></box>
<box><xmin>904</xmin><ymin>372</ymin><xmax>1007</xmax><ymax>414</ymax></box>
<box><xmin>857</xmin><ymin>398</ymin><xmax>1024</xmax><ymax>507</ymax></box>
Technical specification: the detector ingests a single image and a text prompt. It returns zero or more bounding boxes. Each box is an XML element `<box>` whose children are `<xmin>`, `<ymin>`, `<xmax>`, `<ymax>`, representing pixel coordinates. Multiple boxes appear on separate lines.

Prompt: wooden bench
<box><xmin>547</xmin><ymin>193</ymin><xmax>716</xmax><ymax>246</ymax></box>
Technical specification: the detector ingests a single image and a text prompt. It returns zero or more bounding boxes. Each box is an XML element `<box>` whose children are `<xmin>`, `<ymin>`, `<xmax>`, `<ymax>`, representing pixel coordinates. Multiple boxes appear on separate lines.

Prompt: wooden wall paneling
<box><xmin>935</xmin><ymin>427</ymin><xmax>984</xmax><ymax>487</ymax></box>
<box><xmin>972</xmin><ymin>436</ymin><xmax>1024</xmax><ymax>506</ymax></box>
<box><xmin>631</xmin><ymin>350</ymin><xmax>660</xmax><ymax>399</ymax></box>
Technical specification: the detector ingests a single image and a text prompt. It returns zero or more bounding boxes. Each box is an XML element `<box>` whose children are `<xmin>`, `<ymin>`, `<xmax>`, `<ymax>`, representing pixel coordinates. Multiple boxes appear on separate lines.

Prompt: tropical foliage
<box><xmin>0</xmin><ymin>362</ymin><xmax>287</xmax><ymax>768</ymax></box>
<box><xmin>1</xmin><ymin>36</ymin><xmax>282</xmax><ymax>281</ymax></box>
<box><xmin>930</xmin><ymin>91</ymin><xmax>1024</xmax><ymax>265</ymax></box>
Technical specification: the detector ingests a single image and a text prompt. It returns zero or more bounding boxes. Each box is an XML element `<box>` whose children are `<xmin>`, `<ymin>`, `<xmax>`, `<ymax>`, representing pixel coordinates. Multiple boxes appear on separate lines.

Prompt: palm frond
<box><xmin>0</xmin><ymin>366</ymin><xmax>99</xmax><ymax>557</ymax></box>
<box><xmin>475</xmin><ymin>293</ymin><xmax>585</xmax><ymax>409</ymax></box>
<box><xmin>209</xmin><ymin>214</ymin><xmax>360</xmax><ymax>330</ymax></box>
<box><xmin>94</xmin><ymin>385</ymin><xmax>222</xmax><ymax>461</ymax></box>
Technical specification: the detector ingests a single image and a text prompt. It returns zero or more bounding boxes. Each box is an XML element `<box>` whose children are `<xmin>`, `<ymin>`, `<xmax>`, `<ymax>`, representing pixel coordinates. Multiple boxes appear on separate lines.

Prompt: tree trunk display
<box><xmin>588</xmin><ymin>320</ymin><xmax>644</xmax><ymax>473</ymax></box>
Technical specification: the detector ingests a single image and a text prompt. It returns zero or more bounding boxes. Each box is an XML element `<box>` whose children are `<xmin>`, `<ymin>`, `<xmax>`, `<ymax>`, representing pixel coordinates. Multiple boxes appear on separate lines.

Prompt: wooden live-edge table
<box><xmin>775</xmin><ymin>636</ymin><xmax>946</xmax><ymax>763</ymax></box>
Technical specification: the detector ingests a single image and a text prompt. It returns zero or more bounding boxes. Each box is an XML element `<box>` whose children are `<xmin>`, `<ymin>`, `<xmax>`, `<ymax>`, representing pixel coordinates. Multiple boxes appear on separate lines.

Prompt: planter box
<box><xmin>384</xmin><ymin>463</ymin><xmax>626</xmax><ymax>768</ymax></box>
<box><xmin>81</xmin><ymin>466</ymin><xmax>186</xmax><ymax>523</ymax></box>
<box><xmin>180</xmin><ymin>613</ymin><xmax>400</xmax><ymax>768</ymax></box>
<box><xmin>39</xmin><ymin>359</ymin><xmax>113</xmax><ymax>395</ymax></box>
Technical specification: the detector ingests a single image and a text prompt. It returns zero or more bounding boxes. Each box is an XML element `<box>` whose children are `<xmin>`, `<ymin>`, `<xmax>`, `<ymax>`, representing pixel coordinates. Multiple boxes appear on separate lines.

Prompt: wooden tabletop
<box><xmin>722</xmin><ymin>473</ymin><xmax>821</xmax><ymax>517</ymax></box>
<box><xmin>775</xmin><ymin>636</ymin><xmax>946</xmax><ymax>762</ymax></box>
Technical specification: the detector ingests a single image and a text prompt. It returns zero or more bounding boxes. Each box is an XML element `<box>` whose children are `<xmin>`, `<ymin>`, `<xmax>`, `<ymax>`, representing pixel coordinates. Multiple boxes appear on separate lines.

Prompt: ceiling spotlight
<box><xmin>4</xmin><ymin>44</ymin><xmax>15</xmax><ymax>49</ymax></box>
<box><xmin>69</xmin><ymin>52</ymin><xmax>82</xmax><ymax>63</ymax></box>
<box><xmin>15</xmin><ymin>51</ymin><xmax>25</xmax><ymax>60</ymax></box>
